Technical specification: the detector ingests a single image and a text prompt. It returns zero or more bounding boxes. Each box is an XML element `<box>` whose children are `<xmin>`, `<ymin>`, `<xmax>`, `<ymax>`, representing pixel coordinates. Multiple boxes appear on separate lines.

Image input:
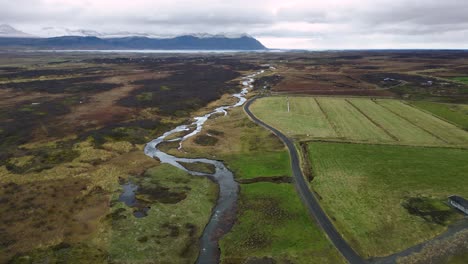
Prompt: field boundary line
<box><xmin>373</xmin><ymin>100</ymin><xmax>450</xmax><ymax>144</ymax></box>
<box><xmin>345</xmin><ymin>99</ymin><xmax>399</xmax><ymax>142</ymax></box>
<box><xmin>271</xmin><ymin>92</ymin><xmax>395</xmax><ymax>99</ymax></box>
<box><xmin>300</xmin><ymin>138</ymin><xmax>468</xmax><ymax>150</ymax></box>
<box><xmin>314</xmin><ymin>97</ymin><xmax>342</xmax><ymax>138</ymax></box>
<box><xmin>404</xmin><ymin>101</ymin><xmax>467</xmax><ymax>131</ymax></box>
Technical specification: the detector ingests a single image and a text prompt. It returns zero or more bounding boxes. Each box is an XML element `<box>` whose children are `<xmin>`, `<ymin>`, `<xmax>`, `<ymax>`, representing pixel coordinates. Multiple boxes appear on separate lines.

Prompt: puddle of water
<box><xmin>118</xmin><ymin>181</ymin><xmax>150</xmax><ymax>218</ymax></box>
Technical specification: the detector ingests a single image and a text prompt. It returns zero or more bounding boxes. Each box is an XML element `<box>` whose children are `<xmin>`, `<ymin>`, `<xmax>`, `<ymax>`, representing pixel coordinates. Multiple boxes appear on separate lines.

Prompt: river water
<box><xmin>143</xmin><ymin>69</ymin><xmax>264</xmax><ymax>263</ymax></box>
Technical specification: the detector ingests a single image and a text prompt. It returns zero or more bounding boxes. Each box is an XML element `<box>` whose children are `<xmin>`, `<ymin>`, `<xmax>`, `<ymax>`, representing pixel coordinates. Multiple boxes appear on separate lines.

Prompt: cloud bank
<box><xmin>1</xmin><ymin>0</ymin><xmax>468</xmax><ymax>49</ymax></box>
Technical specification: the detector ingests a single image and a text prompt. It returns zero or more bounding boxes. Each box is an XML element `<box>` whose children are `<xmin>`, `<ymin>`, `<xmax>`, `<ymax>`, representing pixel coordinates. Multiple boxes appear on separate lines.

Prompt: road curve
<box><xmin>244</xmin><ymin>96</ymin><xmax>366</xmax><ymax>264</ymax></box>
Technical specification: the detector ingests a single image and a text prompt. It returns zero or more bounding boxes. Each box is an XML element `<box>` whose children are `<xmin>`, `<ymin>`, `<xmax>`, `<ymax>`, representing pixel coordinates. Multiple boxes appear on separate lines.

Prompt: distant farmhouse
<box><xmin>448</xmin><ymin>195</ymin><xmax>468</xmax><ymax>215</ymax></box>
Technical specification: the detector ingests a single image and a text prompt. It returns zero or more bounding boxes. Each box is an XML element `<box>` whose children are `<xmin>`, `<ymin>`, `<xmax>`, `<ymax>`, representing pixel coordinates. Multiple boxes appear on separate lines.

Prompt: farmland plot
<box><xmin>249</xmin><ymin>96</ymin><xmax>337</xmax><ymax>138</ymax></box>
<box><xmin>315</xmin><ymin>97</ymin><xmax>394</xmax><ymax>142</ymax></box>
<box><xmin>410</xmin><ymin>101</ymin><xmax>468</xmax><ymax>131</ymax></box>
<box><xmin>251</xmin><ymin>96</ymin><xmax>468</xmax><ymax>147</ymax></box>
<box><xmin>347</xmin><ymin>98</ymin><xmax>443</xmax><ymax>145</ymax></box>
<box><xmin>308</xmin><ymin>142</ymin><xmax>468</xmax><ymax>257</ymax></box>
<box><xmin>376</xmin><ymin>100</ymin><xmax>468</xmax><ymax>145</ymax></box>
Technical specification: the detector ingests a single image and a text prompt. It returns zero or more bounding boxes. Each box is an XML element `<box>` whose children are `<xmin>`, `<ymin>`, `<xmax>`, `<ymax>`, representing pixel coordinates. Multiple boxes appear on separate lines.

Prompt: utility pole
<box><xmin>287</xmin><ymin>97</ymin><xmax>290</xmax><ymax>112</ymax></box>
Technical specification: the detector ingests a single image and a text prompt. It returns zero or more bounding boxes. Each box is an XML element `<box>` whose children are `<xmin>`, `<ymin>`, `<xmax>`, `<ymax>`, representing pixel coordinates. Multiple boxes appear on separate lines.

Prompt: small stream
<box><xmin>143</xmin><ymin>70</ymin><xmax>264</xmax><ymax>263</ymax></box>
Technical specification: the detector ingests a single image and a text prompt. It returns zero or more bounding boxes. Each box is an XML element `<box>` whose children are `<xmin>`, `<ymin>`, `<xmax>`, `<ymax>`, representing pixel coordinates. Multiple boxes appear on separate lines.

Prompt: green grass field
<box><xmin>220</xmin><ymin>182</ymin><xmax>345</xmax><ymax>264</ymax></box>
<box><xmin>250</xmin><ymin>96</ymin><xmax>468</xmax><ymax>147</ymax></box>
<box><xmin>376</xmin><ymin>100</ymin><xmax>468</xmax><ymax>145</ymax></box>
<box><xmin>249</xmin><ymin>97</ymin><xmax>337</xmax><ymax>138</ymax></box>
<box><xmin>308</xmin><ymin>142</ymin><xmax>468</xmax><ymax>257</ymax></box>
<box><xmin>410</xmin><ymin>101</ymin><xmax>468</xmax><ymax>130</ymax></box>
<box><xmin>224</xmin><ymin>151</ymin><xmax>290</xmax><ymax>180</ymax></box>
<box><xmin>451</xmin><ymin>77</ymin><xmax>468</xmax><ymax>84</ymax></box>
<box><xmin>316</xmin><ymin>98</ymin><xmax>393</xmax><ymax>142</ymax></box>
<box><xmin>348</xmin><ymin>99</ymin><xmax>442</xmax><ymax>145</ymax></box>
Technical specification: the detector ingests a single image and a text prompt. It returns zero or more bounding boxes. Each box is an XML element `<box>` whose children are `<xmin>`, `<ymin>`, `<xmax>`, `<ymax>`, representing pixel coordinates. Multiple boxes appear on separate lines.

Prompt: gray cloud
<box><xmin>1</xmin><ymin>0</ymin><xmax>468</xmax><ymax>48</ymax></box>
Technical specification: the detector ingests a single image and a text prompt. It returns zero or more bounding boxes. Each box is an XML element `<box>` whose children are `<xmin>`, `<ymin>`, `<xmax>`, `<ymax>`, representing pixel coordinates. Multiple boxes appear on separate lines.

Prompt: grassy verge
<box><xmin>307</xmin><ymin>142</ymin><xmax>468</xmax><ymax>257</ymax></box>
<box><xmin>220</xmin><ymin>182</ymin><xmax>345</xmax><ymax>264</ymax></box>
<box><xmin>223</xmin><ymin>151</ymin><xmax>290</xmax><ymax>180</ymax></box>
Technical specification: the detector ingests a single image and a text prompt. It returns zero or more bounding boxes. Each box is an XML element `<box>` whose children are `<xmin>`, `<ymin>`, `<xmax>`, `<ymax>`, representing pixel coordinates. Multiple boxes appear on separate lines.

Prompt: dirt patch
<box><xmin>402</xmin><ymin>196</ymin><xmax>457</xmax><ymax>225</ymax></box>
<box><xmin>207</xmin><ymin>129</ymin><xmax>224</xmax><ymax>136</ymax></box>
<box><xmin>194</xmin><ymin>134</ymin><xmax>219</xmax><ymax>146</ymax></box>
<box><xmin>237</xmin><ymin>176</ymin><xmax>291</xmax><ymax>184</ymax></box>
<box><xmin>178</xmin><ymin>161</ymin><xmax>216</xmax><ymax>174</ymax></box>
<box><xmin>253</xmin><ymin>74</ymin><xmax>284</xmax><ymax>90</ymax></box>
<box><xmin>137</xmin><ymin>185</ymin><xmax>187</xmax><ymax>204</ymax></box>
<box><xmin>299</xmin><ymin>142</ymin><xmax>313</xmax><ymax>181</ymax></box>
<box><xmin>244</xmin><ymin>257</ymin><xmax>278</xmax><ymax>264</ymax></box>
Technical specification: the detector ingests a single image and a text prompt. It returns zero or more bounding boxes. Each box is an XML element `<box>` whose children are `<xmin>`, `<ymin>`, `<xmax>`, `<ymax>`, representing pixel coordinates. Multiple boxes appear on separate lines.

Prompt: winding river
<box><xmin>143</xmin><ymin>69</ymin><xmax>264</xmax><ymax>263</ymax></box>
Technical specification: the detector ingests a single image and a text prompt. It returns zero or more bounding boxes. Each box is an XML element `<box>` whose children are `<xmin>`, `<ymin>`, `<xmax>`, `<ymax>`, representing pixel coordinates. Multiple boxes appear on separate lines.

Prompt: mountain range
<box><xmin>0</xmin><ymin>24</ymin><xmax>267</xmax><ymax>50</ymax></box>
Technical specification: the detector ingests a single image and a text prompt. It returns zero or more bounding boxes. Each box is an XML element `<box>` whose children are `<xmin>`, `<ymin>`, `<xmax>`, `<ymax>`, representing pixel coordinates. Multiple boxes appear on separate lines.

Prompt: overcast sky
<box><xmin>2</xmin><ymin>0</ymin><xmax>468</xmax><ymax>49</ymax></box>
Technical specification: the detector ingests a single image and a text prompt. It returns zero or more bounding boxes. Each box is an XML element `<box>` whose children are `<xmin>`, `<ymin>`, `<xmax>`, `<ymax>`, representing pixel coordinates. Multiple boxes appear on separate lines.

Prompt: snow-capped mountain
<box><xmin>37</xmin><ymin>27</ymin><xmax>160</xmax><ymax>38</ymax></box>
<box><xmin>0</xmin><ymin>24</ymin><xmax>267</xmax><ymax>50</ymax></box>
<box><xmin>38</xmin><ymin>27</ymin><xmax>102</xmax><ymax>38</ymax></box>
<box><xmin>0</xmin><ymin>24</ymin><xmax>254</xmax><ymax>41</ymax></box>
<box><xmin>0</xmin><ymin>24</ymin><xmax>34</xmax><ymax>38</ymax></box>
<box><xmin>35</xmin><ymin>27</ymin><xmax>252</xmax><ymax>39</ymax></box>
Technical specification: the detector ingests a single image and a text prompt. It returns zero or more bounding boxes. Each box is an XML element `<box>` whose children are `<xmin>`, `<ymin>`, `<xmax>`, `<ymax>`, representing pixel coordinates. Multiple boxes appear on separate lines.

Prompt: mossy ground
<box><xmin>220</xmin><ymin>183</ymin><xmax>345</xmax><ymax>264</ymax></box>
<box><xmin>107</xmin><ymin>164</ymin><xmax>217</xmax><ymax>264</ymax></box>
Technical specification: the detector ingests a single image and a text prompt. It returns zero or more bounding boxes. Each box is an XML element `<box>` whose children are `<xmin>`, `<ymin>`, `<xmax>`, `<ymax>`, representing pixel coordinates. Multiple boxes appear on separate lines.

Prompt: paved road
<box><xmin>244</xmin><ymin>97</ymin><xmax>366</xmax><ymax>264</ymax></box>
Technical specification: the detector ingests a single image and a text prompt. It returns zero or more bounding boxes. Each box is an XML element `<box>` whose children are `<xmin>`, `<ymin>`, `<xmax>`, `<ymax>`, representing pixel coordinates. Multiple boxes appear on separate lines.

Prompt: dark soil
<box><xmin>119</xmin><ymin>63</ymin><xmax>241</xmax><ymax>115</ymax></box>
<box><xmin>402</xmin><ymin>196</ymin><xmax>457</xmax><ymax>225</ymax></box>
<box><xmin>137</xmin><ymin>185</ymin><xmax>187</xmax><ymax>204</ymax></box>
<box><xmin>0</xmin><ymin>67</ymin><xmax>106</xmax><ymax>80</ymax></box>
<box><xmin>4</xmin><ymin>141</ymin><xmax>79</xmax><ymax>174</ymax></box>
<box><xmin>207</xmin><ymin>129</ymin><xmax>224</xmax><ymax>136</ymax></box>
<box><xmin>1</xmin><ymin>76</ymin><xmax>121</xmax><ymax>94</ymax></box>
<box><xmin>194</xmin><ymin>134</ymin><xmax>219</xmax><ymax>146</ymax></box>
<box><xmin>237</xmin><ymin>176</ymin><xmax>291</xmax><ymax>184</ymax></box>
<box><xmin>178</xmin><ymin>161</ymin><xmax>216</xmax><ymax>174</ymax></box>
<box><xmin>244</xmin><ymin>257</ymin><xmax>278</xmax><ymax>264</ymax></box>
<box><xmin>253</xmin><ymin>74</ymin><xmax>284</xmax><ymax>90</ymax></box>
<box><xmin>81</xmin><ymin>119</ymin><xmax>173</xmax><ymax>146</ymax></box>
<box><xmin>0</xmin><ymin>98</ymin><xmax>77</xmax><ymax>164</ymax></box>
